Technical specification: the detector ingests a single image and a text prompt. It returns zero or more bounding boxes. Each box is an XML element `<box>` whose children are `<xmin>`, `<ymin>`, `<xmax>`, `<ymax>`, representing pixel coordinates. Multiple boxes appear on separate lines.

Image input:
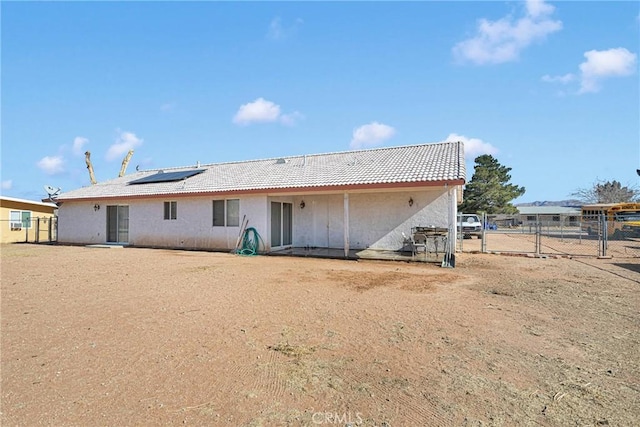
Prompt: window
<box><xmin>10</xmin><ymin>210</ymin><xmax>31</xmax><ymax>229</ymax></box>
<box><xmin>226</xmin><ymin>199</ymin><xmax>239</xmax><ymax>227</ymax></box>
<box><xmin>164</xmin><ymin>201</ymin><xmax>177</xmax><ymax>220</ymax></box>
<box><xmin>213</xmin><ymin>199</ymin><xmax>240</xmax><ymax>227</ymax></box>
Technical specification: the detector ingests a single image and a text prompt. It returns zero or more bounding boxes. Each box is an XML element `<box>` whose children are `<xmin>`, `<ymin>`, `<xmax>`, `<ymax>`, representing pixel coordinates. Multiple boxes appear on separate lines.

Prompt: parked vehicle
<box><xmin>581</xmin><ymin>202</ymin><xmax>640</xmax><ymax>238</ymax></box>
<box><xmin>457</xmin><ymin>213</ymin><xmax>483</xmax><ymax>239</ymax></box>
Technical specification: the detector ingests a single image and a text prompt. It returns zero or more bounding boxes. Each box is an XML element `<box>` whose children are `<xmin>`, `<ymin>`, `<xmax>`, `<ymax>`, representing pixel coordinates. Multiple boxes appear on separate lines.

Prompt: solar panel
<box><xmin>129</xmin><ymin>169</ymin><xmax>205</xmax><ymax>185</ymax></box>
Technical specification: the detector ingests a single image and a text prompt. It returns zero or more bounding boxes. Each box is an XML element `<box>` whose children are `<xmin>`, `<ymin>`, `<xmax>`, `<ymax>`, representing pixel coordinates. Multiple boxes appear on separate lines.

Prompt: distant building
<box><xmin>0</xmin><ymin>196</ymin><xmax>57</xmax><ymax>244</ymax></box>
<box><xmin>516</xmin><ymin>206</ymin><xmax>581</xmax><ymax>227</ymax></box>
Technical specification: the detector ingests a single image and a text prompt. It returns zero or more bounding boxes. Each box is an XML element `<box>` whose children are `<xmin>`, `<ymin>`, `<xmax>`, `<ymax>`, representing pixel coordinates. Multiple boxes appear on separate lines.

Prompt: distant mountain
<box><xmin>515</xmin><ymin>200</ymin><xmax>582</xmax><ymax>207</ymax></box>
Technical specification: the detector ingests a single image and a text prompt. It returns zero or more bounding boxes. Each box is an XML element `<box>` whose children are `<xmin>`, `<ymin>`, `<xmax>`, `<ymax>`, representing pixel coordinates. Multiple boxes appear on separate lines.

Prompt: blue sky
<box><xmin>2</xmin><ymin>1</ymin><xmax>638</xmax><ymax>204</ymax></box>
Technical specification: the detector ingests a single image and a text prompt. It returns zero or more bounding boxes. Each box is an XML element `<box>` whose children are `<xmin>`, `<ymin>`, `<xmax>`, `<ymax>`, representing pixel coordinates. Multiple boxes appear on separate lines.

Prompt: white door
<box><xmin>313</xmin><ymin>201</ymin><xmax>330</xmax><ymax>248</ymax></box>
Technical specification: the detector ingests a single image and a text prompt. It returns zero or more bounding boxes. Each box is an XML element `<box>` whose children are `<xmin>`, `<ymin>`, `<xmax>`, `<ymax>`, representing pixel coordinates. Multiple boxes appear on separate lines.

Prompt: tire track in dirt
<box><xmin>211</xmin><ymin>354</ymin><xmax>260</xmax><ymax>401</ymax></box>
<box><xmin>336</xmin><ymin>365</ymin><xmax>453</xmax><ymax>426</ymax></box>
<box><xmin>255</xmin><ymin>349</ymin><xmax>288</xmax><ymax>401</ymax></box>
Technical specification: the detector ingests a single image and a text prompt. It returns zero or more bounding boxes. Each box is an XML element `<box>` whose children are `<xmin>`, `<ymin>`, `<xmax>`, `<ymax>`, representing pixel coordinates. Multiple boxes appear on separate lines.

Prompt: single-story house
<box><xmin>55</xmin><ymin>141</ymin><xmax>466</xmax><ymax>256</ymax></box>
<box><xmin>0</xmin><ymin>196</ymin><xmax>58</xmax><ymax>244</ymax></box>
<box><xmin>516</xmin><ymin>206</ymin><xmax>582</xmax><ymax>227</ymax></box>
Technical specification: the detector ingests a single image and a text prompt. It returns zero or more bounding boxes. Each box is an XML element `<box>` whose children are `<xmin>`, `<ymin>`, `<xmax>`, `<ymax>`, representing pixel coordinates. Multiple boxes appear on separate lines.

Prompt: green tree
<box><xmin>460</xmin><ymin>155</ymin><xmax>525</xmax><ymax>214</ymax></box>
<box><xmin>571</xmin><ymin>180</ymin><xmax>639</xmax><ymax>204</ymax></box>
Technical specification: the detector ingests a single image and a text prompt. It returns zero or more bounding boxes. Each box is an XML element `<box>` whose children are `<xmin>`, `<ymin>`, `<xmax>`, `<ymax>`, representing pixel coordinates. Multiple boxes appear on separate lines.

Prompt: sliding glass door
<box><xmin>270</xmin><ymin>202</ymin><xmax>292</xmax><ymax>248</ymax></box>
<box><xmin>107</xmin><ymin>205</ymin><xmax>129</xmax><ymax>243</ymax></box>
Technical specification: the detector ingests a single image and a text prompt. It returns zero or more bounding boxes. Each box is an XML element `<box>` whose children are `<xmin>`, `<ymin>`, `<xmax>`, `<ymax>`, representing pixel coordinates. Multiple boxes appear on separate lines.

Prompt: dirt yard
<box><xmin>1</xmin><ymin>244</ymin><xmax>638</xmax><ymax>426</ymax></box>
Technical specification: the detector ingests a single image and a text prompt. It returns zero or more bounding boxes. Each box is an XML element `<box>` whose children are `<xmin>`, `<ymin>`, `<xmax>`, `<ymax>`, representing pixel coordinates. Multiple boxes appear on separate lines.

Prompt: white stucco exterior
<box><xmin>58</xmin><ymin>187</ymin><xmax>456</xmax><ymax>252</ymax></box>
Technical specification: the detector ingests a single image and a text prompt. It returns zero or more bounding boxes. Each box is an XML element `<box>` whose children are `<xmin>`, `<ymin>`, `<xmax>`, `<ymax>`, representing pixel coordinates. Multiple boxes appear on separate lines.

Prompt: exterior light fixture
<box><xmin>94</xmin><ymin>204</ymin><xmax>100</xmax><ymax>211</ymax></box>
<box><xmin>408</xmin><ymin>197</ymin><xmax>414</xmax><ymax>207</ymax></box>
<box><xmin>300</xmin><ymin>200</ymin><xmax>306</xmax><ymax>209</ymax></box>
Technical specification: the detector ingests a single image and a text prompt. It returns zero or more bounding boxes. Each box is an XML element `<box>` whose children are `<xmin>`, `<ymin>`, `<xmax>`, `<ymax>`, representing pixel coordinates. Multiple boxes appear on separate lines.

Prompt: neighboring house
<box><xmin>0</xmin><ymin>196</ymin><xmax>58</xmax><ymax>244</ymax></box>
<box><xmin>517</xmin><ymin>206</ymin><xmax>582</xmax><ymax>227</ymax></box>
<box><xmin>55</xmin><ymin>142</ymin><xmax>466</xmax><ymax>255</ymax></box>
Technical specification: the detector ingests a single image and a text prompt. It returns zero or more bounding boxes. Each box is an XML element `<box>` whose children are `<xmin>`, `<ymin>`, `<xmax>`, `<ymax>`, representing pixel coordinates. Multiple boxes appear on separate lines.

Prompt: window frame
<box><xmin>163</xmin><ymin>201</ymin><xmax>177</xmax><ymax>220</ymax></box>
<box><xmin>212</xmin><ymin>199</ymin><xmax>240</xmax><ymax>227</ymax></box>
<box><xmin>10</xmin><ymin>210</ymin><xmax>31</xmax><ymax>229</ymax></box>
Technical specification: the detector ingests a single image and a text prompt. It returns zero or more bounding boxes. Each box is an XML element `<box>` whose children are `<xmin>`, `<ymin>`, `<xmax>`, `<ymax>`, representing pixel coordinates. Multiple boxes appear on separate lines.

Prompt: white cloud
<box><xmin>268</xmin><ymin>17</ymin><xmax>285</xmax><ymax>40</ymax></box>
<box><xmin>578</xmin><ymin>48</ymin><xmax>637</xmax><ymax>93</ymax></box>
<box><xmin>106</xmin><ymin>130</ymin><xmax>143</xmax><ymax>161</ymax></box>
<box><xmin>37</xmin><ymin>156</ymin><xmax>65</xmax><ymax>175</ymax></box>
<box><xmin>267</xmin><ymin>17</ymin><xmax>303</xmax><ymax>41</ymax></box>
<box><xmin>280</xmin><ymin>111</ymin><xmax>305</xmax><ymax>126</ymax></box>
<box><xmin>453</xmin><ymin>0</ymin><xmax>562</xmax><ymax>65</ymax></box>
<box><xmin>442</xmin><ymin>133</ymin><xmax>498</xmax><ymax>160</ymax></box>
<box><xmin>233</xmin><ymin>98</ymin><xmax>280</xmax><ymax>125</ymax></box>
<box><xmin>526</xmin><ymin>0</ymin><xmax>555</xmax><ymax>18</ymax></box>
<box><xmin>542</xmin><ymin>47</ymin><xmax>637</xmax><ymax>94</ymax></box>
<box><xmin>350</xmin><ymin>122</ymin><xmax>396</xmax><ymax>150</ymax></box>
<box><xmin>541</xmin><ymin>73</ymin><xmax>575</xmax><ymax>84</ymax></box>
<box><xmin>233</xmin><ymin>98</ymin><xmax>302</xmax><ymax>126</ymax></box>
<box><xmin>72</xmin><ymin>136</ymin><xmax>89</xmax><ymax>156</ymax></box>
<box><xmin>1</xmin><ymin>179</ymin><xmax>12</xmax><ymax>190</ymax></box>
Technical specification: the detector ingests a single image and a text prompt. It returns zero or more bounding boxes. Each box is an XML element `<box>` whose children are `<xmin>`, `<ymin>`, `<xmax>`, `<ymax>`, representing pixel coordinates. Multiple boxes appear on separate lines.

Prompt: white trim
<box><xmin>1</xmin><ymin>196</ymin><xmax>57</xmax><ymax>209</ymax></box>
<box><xmin>343</xmin><ymin>193</ymin><xmax>350</xmax><ymax>257</ymax></box>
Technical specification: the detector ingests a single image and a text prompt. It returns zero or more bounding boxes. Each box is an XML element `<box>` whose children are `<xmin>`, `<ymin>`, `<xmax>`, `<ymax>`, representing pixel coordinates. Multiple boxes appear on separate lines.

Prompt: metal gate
<box><xmin>2</xmin><ymin>216</ymin><xmax>58</xmax><ymax>244</ymax></box>
<box><xmin>457</xmin><ymin>214</ymin><xmax>640</xmax><ymax>258</ymax></box>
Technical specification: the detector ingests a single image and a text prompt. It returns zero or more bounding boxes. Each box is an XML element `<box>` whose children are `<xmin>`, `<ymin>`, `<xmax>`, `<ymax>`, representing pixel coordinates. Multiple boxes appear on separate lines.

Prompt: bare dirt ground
<box><xmin>1</xmin><ymin>244</ymin><xmax>639</xmax><ymax>426</ymax></box>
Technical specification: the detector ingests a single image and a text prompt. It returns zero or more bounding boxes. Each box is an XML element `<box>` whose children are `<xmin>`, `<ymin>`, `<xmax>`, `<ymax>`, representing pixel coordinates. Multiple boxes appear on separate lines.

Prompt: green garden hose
<box><xmin>237</xmin><ymin>227</ymin><xmax>265</xmax><ymax>256</ymax></box>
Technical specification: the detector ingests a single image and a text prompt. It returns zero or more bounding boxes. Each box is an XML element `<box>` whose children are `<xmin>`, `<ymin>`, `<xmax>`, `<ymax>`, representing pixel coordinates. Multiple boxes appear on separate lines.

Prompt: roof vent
<box><xmin>276</xmin><ymin>158</ymin><xmax>288</xmax><ymax>164</ymax></box>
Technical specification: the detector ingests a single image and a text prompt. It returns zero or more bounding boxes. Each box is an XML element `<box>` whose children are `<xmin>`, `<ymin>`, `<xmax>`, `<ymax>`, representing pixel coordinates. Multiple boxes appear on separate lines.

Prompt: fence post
<box><xmin>481</xmin><ymin>212</ymin><xmax>487</xmax><ymax>253</ymax></box>
<box><xmin>535</xmin><ymin>214</ymin><xmax>540</xmax><ymax>256</ymax></box>
<box><xmin>36</xmin><ymin>217</ymin><xmax>40</xmax><ymax>243</ymax></box>
<box><xmin>600</xmin><ymin>213</ymin><xmax>608</xmax><ymax>257</ymax></box>
<box><xmin>579</xmin><ymin>218</ymin><xmax>583</xmax><ymax>244</ymax></box>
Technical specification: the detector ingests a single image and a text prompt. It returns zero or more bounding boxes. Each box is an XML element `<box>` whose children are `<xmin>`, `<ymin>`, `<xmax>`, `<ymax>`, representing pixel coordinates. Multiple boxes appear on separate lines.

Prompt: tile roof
<box><xmin>57</xmin><ymin>141</ymin><xmax>466</xmax><ymax>201</ymax></box>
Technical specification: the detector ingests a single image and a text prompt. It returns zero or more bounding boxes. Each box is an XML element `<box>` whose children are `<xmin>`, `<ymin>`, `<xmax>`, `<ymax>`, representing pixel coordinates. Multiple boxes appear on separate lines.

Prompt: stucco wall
<box><xmin>290</xmin><ymin>194</ymin><xmax>344</xmax><ymax>249</ymax></box>
<box><xmin>58</xmin><ymin>195</ymin><xmax>269</xmax><ymax>250</ymax></box>
<box><xmin>349</xmin><ymin>190</ymin><xmax>449</xmax><ymax>250</ymax></box>
<box><xmin>291</xmin><ymin>188</ymin><xmax>450</xmax><ymax>250</ymax></box>
<box><xmin>58</xmin><ymin>200</ymin><xmax>113</xmax><ymax>244</ymax></box>
<box><xmin>58</xmin><ymin>188</ymin><xmax>454</xmax><ymax>252</ymax></box>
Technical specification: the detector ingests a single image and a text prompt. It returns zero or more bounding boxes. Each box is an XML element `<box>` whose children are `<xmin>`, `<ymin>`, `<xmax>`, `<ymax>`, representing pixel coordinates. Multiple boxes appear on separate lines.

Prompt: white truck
<box><xmin>457</xmin><ymin>213</ymin><xmax>483</xmax><ymax>239</ymax></box>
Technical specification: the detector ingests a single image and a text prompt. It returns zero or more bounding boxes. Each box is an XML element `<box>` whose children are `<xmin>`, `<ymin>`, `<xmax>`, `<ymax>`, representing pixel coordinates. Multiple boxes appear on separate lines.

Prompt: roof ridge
<box><xmin>138</xmin><ymin>141</ymin><xmax>458</xmax><ymax>172</ymax></box>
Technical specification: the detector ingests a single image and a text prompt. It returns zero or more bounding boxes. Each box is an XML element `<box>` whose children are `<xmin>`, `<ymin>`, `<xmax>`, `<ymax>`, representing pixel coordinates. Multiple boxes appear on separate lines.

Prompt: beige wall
<box><xmin>0</xmin><ymin>200</ymin><xmax>57</xmax><ymax>244</ymax></box>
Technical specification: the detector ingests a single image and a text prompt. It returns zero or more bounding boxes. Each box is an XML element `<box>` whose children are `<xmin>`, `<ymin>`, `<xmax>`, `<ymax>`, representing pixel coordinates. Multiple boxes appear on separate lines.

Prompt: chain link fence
<box><xmin>1</xmin><ymin>217</ymin><xmax>58</xmax><ymax>244</ymax></box>
<box><xmin>457</xmin><ymin>213</ymin><xmax>640</xmax><ymax>258</ymax></box>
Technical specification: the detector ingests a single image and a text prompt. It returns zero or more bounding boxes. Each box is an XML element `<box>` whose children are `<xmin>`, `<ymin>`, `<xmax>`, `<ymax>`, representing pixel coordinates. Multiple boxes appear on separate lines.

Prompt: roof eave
<box><xmin>56</xmin><ymin>179</ymin><xmax>465</xmax><ymax>202</ymax></box>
